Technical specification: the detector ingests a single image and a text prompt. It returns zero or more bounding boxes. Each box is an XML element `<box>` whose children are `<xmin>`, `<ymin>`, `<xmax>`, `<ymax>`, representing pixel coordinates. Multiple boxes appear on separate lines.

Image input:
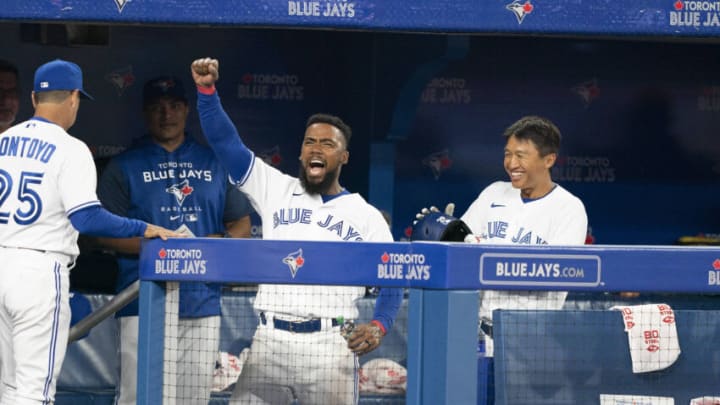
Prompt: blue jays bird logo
<box><xmin>151</xmin><ymin>78</ymin><xmax>178</xmax><ymax>93</ymax></box>
<box><xmin>105</xmin><ymin>66</ymin><xmax>135</xmax><ymax>95</ymax></box>
<box><xmin>506</xmin><ymin>0</ymin><xmax>534</xmax><ymax>24</ymax></box>
<box><xmin>571</xmin><ymin>78</ymin><xmax>600</xmax><ymax>107</ymax></box>
<box><xmin>258</xmin><ymin>145</ymin><xmax>283</xmax><ymax>167</ymax></box>
<box><xmin>166</xmin><ymin>180</ymin><xmax>194</xmax><ymax>206</ymax></box>
<box><xmin>422</xmin><ymin>149</ymin><xmax>453</xmax><ymax>180</ymax></box>
<box><xmin>283</xmin><ymin>249</ymin><xmax>305</xmax><ymax>278</ymax></box>
<box><xmin>113</xmin><ymin>0</ymin><xmax>130</xmax><ymax>13</ymax></box>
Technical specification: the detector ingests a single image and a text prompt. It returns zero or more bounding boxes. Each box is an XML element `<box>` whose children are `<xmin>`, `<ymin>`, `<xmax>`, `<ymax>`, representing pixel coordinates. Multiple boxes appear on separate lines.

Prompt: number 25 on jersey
<box><xmin>0</xmin><ymin>169</ymin><xmax>44</xmax><ymax>225</ymax></box>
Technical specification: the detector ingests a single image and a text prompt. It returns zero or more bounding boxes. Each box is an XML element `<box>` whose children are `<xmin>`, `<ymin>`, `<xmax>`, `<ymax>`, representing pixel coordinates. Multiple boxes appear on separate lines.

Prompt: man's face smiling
<box><xmin>503</xmin><ymin>135</ymin><xmax>555</xmax><ymax>199</ymax></box>
<box><xmin>299</xmin><ymin>123</ymin><xmax>348</xmax><ymax>195</ymax></box>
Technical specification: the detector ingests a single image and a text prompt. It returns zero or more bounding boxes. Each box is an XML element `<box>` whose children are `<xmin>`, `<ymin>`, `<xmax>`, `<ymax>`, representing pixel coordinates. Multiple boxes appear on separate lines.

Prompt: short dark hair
<box><xmin>306</xmin><ymin>113</ymin><xmax>352</xmax><ymax>147</ymax></box>
<box><xmin>0</xmin><ymin>59</ymin><xmax>19</xmax><ymax>78</ymax></box>
<box><xmin>503</xmin><ymin>115</ymin><xmax>561</xmax><ymax>157</ymax></box>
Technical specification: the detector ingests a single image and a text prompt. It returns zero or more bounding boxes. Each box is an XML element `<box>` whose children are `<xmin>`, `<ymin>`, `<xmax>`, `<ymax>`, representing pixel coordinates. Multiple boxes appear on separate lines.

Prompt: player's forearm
<box><xmin>196</xmin><ymin>87</ymin><xmax>253</xmax><ymax>181</ymax></box>
<box><xmin>69</xmin><ymin>205</ymin><xmax>146</xmax><ymax>238</ymax></box>
<box><xmin>372</xmin><ymin>287</ymin><xmax>404</xmax><ymax>333</ymax></box>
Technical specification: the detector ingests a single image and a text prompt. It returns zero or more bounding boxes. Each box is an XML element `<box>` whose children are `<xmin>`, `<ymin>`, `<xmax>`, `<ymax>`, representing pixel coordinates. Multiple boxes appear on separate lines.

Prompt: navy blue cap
<box><xmin>33</xmin><ymin>59</ymin><xmax>93</xmax><ymax>100</ymax></box>
<box><xmin>143</xmin><ymin>76</ymin><xmax>186</xmax><ymax>105</ymax></box>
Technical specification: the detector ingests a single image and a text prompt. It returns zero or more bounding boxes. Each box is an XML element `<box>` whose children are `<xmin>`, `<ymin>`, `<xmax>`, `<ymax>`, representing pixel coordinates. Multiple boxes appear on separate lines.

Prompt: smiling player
<box><xmin>460</xmin><ymin>115</ymin><xmax>588</xmax><ymax>357</ymax></box>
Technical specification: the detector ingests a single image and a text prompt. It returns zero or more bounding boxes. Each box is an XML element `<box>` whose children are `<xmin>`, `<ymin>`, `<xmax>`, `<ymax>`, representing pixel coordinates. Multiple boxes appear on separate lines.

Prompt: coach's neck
<box><xmin>32</xmin><ymin>90</ymin><xmax>80</xmax><ymax>131</ymax></box>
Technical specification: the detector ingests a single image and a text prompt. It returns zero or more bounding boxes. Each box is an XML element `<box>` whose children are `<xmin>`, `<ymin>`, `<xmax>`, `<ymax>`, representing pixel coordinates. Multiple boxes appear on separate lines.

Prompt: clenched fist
<box><xmin>191</xmin><ymin>57</ymin><xmax>220</xmax><ymax>88</ymax></box>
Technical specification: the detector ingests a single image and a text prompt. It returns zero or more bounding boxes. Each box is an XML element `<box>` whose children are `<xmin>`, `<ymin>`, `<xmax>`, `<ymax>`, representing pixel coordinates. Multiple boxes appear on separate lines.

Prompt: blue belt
<box><xmin>260</xmin><ymin>312</ymin><xmax>339</xmax><ymax>333</ymax></box>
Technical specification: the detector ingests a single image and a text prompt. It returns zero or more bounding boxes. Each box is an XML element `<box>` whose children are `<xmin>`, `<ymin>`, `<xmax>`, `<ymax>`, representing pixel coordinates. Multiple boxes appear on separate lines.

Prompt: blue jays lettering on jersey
<box><xmin>462</xmin><ymin>181</ymin><xmax>587</xmax><ymax>246</ymax></box>
<box><xmin>273</xmin><ymin>208</ymin><xmax>363</xmax><ymax>241</ymax></box>
<box><xmin>98</xmin><ymin>135</ymin><xmax>252</xmax><ymax>317</ymax></box>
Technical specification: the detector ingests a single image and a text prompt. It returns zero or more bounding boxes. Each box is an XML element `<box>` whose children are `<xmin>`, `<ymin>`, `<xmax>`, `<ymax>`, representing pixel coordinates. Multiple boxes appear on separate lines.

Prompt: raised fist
<box><xmin>191</xmin><ymin>57</ymin><xmax>219</xmax><ymax>88</ymax></box>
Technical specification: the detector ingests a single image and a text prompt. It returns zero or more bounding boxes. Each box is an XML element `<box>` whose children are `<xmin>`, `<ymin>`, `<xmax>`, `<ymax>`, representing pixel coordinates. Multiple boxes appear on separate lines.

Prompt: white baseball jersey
<box><xmin>461</xmin><ymin>181</ymin><xmax>588</xmax><ymax>325</ymax></box>
<box><xmin>234</xmin><ymin>156</ymin><xmax>392</xmax><ymax>320</ymax></box>
<box><xmin>0</xmin><ymin>118</ymin><xmax>98</xmax><ymax>404</ymax></box>
<box><xmin>0</xmin><ymin>118</ymin><xmax>100</xmax><ymax>259</ymax></box>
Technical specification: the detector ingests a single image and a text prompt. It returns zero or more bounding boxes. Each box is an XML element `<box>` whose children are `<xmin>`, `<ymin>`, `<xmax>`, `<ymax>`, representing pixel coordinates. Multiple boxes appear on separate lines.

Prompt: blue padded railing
<box><xmin>136</xmin><ymin>239</ymin><xmax>720</xmax><ymax>404</ymax></box>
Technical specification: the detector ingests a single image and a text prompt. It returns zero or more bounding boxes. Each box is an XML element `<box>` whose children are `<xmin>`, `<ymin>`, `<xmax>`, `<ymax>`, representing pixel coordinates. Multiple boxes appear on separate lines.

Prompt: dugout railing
<box><xmin>136</xmin><ymin>238</ymin><xmax>720</xmax><ymax>404</ymax></box>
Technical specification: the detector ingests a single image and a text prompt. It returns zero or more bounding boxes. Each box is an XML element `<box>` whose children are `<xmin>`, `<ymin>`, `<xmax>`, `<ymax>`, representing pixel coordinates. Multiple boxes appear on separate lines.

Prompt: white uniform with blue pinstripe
<box><xmin>0</xmin><ymin>118</ymin><xmax>100</xmax><ymax>405</ymax></box>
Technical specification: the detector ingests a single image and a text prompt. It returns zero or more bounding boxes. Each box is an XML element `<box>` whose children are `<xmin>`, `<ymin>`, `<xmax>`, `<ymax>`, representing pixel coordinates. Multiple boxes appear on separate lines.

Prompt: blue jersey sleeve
<box><xmin>70</xmin><ymin>205</ymin><xmax>147</xmax><ymax>237</ymax></box>
<box><xmin>373</xmin><ymin>288</ymin><xmax>404</xmax><ymax>333</ymax></box>
<box><xmin>97</xmin><ymin>158</ymin><xmax>129</xmax><ymax>216</ymax></box>
<box><xmin>196</xmin><ymin>89</ymin><xmax>254</xmax><ymax>183</ymax></box>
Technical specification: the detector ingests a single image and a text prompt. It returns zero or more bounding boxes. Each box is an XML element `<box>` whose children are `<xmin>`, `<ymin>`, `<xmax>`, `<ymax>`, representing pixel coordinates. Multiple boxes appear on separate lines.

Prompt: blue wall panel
<box><xmin>3</xmin><ymin>1</ymin><xmax>720</xmax><ymax>37</ymax></box>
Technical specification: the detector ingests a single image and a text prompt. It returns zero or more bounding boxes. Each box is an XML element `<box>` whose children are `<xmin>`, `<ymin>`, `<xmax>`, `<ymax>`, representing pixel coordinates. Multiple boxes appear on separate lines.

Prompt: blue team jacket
<box><xmin>98</xmin><ymin>135</ymin><xmax>253</xmax><ymax>317</ymax></box>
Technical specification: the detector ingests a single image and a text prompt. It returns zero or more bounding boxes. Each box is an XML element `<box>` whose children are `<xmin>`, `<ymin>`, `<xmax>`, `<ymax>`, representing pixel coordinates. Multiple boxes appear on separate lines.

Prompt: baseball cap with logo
<box><xmin>143</xmin><ymin>76</ymin><xmax>186</xmax><ymax>106</ymax></box>
<box><xmin>33</xmin><ymin>59</ymin><xmax>93</xmax><ymax>100</ymax></box>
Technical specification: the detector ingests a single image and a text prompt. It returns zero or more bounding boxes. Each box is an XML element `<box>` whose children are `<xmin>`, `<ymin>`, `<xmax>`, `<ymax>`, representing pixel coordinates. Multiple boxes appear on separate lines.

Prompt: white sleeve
<box><xmin>59</xmin><ymin>141</ymin><xmax>100</xmax><ymax>215</ymax></box>
<box><xmin>237</xmin><ymin>157</ymin><xmax>296</xmax><ymax>217</ymax></box>
<box><xmin>460</xmin><ymin>186</ymin><xmax>493</xmax><ymax>234</ymax></box>
<box><xmin>364</xmin><ymin>209</ymin><xmax>393</xmax><ymax>242</ymax></box>
<box><xmin>548</xmin><ymin>197</ymin><xmax>588</xmax><ymax>245</ymax></box>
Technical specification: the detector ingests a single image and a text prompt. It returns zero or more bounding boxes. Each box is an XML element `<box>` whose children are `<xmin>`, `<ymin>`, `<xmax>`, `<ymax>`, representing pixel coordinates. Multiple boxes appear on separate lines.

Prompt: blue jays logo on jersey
<box><xmin>105</xmin><ymin>66</ymin><xmax>135</xmax><ymax>95</ymax></box>
<box><xmin>422</xmin><ymin>149</ymin><xmax>452</xmax><ymax>180</ymax></box>
<box><xmin>283</xmin><ymin>249</ymin><xmax>305</xmax><ymax>278</ymax></box>
<box><xmin>506</xmin><ymin>0</ymin><xmax>534</xmax><ymax>24</ymax></box>
<box><xmin>166</xmin><ymin>179</ymin><xmax>194</xmax><ymax>206</ymax></box>
<box><xmin>571</xmin><ymin>78</ymin><xmax>600</xmax><ymax>107</ymax></box>
<box><xmin>258</xmin><ymin>145</ymin><xmax>283</xmax><ymax>167</ymax></box>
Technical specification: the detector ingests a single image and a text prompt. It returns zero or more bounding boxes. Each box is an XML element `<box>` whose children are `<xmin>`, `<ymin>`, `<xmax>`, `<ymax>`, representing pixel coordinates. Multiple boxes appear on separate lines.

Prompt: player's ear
<box><xmin>544</xmin><ymin>152</ymin><xmax>556</xmax><ymax>169</ymax></box>
<box><xmin>341</xmin><ymin>150</ymin><xmax>349</xmax><ymax>165</ymax></box>
<box><xmin>31</xmin><ymin>91</ymin><xmax>37</xmax><ymax>108</ymax></box>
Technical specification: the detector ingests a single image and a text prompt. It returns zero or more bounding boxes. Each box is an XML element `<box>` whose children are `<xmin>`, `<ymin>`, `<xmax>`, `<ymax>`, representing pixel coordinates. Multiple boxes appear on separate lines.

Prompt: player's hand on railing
<box><xmin>191</xmin><ymin>57</ymin><xmax>220</xmax><ymax>88</ymax></box>
<box><xmin>413</xmin><ymin>203</ymin><xmax>455</xmax><ymax>225</ymax></box>
<box><xmin>143</xmin><ymin>223</ymin><xmax>185</xmax><ymax>241</ymax></box>
<box><xmin>347</xmin><ymin>322</ymin><xmax>384</xmax><ymax>356</ymax></box>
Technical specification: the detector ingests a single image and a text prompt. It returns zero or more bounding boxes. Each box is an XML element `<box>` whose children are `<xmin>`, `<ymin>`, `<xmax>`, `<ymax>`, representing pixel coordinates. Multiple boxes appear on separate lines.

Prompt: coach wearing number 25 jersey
<box><xmin>0</xmin><ymin>59</ymin><xmax>179</xmax><ymax>405</ymax></box>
